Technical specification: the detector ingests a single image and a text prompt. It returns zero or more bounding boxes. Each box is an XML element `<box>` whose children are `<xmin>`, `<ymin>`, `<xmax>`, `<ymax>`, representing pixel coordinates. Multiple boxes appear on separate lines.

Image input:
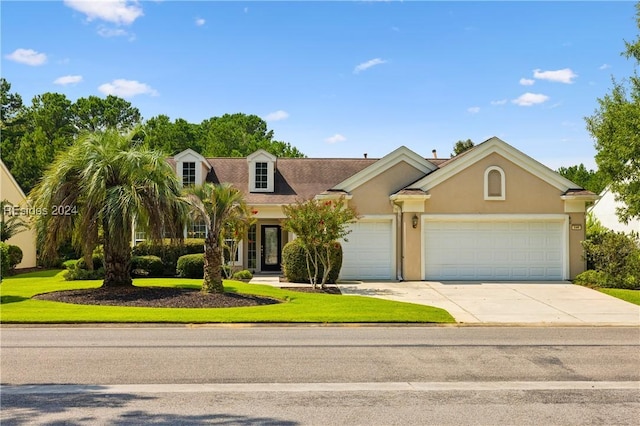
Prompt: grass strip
<box><xmin>0</xmin><ymin>270</ymin><xmax>455</xmax><ymax>323</ymax></box>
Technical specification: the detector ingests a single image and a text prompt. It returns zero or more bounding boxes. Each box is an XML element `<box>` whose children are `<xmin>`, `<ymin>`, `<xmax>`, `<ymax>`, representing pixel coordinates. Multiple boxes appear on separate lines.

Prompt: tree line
<box><xmin>0</xmin><ymin>78</ymin><xmax>304</xmax><ymax>193</ymax></box>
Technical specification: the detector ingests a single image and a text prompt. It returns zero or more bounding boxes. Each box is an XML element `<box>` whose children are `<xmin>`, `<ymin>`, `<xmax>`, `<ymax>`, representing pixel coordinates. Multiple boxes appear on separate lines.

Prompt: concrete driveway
<box><xmin>337</xmin><ymin>281</ymin><xmax>640</xmax><ymax>325</ymax></box>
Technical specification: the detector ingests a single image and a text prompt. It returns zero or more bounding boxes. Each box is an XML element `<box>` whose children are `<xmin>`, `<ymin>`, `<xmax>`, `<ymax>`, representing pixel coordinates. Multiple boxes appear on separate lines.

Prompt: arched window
<box><xmin>484</xmin><ymin>166</ymin><xmax>505</xmax><ymax>200</ymax></box>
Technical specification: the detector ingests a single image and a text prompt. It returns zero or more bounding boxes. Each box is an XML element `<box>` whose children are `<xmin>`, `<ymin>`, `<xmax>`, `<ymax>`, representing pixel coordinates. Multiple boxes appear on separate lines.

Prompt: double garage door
<box><xmin>340</xmin><ymin>219</ymin><xmax>395</xmax><ymax>280</ymax></box>
<box><xmin>424</xmin><ymin>218</ymin><xmax>566</xmax><ymax>281</ymax></box>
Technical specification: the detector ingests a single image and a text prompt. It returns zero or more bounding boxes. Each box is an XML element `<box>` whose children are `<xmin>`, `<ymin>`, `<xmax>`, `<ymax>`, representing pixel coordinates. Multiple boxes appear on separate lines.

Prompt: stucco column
<box><xmin>403</xmin><ymin>212</ymin><xmax>423</xmax><ymax>280</ymax></box>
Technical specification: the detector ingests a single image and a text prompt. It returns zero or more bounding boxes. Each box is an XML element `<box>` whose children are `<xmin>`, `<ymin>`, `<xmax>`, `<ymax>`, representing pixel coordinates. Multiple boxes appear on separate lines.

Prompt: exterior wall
<box><xmin>568</xmin><ymin>212</ymin><xmax>587</xmax><ymax>279</ymax></box>
<box><xmin>0</xmin><ymin>162</ymin><xmax>37</xmax><ymax>268</ymax></box>
<box><xmin>424</xmin><ymin>154</ymin><xmax>565</xmax><ymax>214</ymax></box>
<box><xmin>350</xmin><ymin>161</ymin><xmax>427</xmax><ymax>215</ymax></box>
<box><xmin>413</xmin><ymin>153</ymin><xmax>587</xmax><ymax>280</ymax></box>
<box><xmin>590</xmin><ymin>189</ymin><xmax>640</xmax><ymax>234</ymax></box>
<box><xmin>402</xmin><ymin>211</ymin><xmax>422</xmax><ymax>280</ymax></box>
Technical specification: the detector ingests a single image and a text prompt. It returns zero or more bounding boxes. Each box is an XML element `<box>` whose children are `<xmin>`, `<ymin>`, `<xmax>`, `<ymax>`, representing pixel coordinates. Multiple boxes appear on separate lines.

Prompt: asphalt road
<box><xmin>1</xmin><ymin>326</ymin><xmax>639</xmax><ymax>425</ymax></box>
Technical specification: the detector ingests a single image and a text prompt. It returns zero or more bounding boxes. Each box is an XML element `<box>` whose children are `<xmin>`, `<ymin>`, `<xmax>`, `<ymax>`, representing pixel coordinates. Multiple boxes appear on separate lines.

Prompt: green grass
<box><xmin>599</xmin><ymin>288</ymin><xmax>640</xmax><ymax>306</ymax></box>
<box><xmin>0</xmin><ymin>270</ymin><xmax>455</xmax><ymax>324</ymax></box>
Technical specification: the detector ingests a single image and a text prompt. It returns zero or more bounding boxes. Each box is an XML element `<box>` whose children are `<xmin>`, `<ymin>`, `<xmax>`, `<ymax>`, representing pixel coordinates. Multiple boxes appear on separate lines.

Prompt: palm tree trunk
<box><xmin>102</xmin><ymin>224</ymin><xmax>133</xmax><ymax>288</ymax></box>
<box><xmin>202</xmin><ymin>236</ymin><xmax>224</xmax><ymax>294</ymax></box>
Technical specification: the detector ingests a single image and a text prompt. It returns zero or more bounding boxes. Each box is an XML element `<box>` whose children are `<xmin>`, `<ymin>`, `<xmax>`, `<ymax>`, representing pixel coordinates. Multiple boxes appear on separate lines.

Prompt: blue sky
<box><xmin>2</xmin><ymin>1</ymin><xmax>637</xmax><ymax>169</ymax></box>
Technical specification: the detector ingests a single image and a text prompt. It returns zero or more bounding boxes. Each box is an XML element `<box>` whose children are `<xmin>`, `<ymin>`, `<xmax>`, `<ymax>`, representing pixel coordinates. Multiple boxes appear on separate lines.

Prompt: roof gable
<box><xmin>173</xmin><ymin>149</ymin><xmax>211</xmax><ymax>169</ymax></box>
<box><xmin>407</xmin><ymin>137</ymin><xmax>581</xmax><ymax>192</ymax></box>
<box><xmin>333</xmin><ymin>146</ymin><xmax>437</xmax><ymax>192</ymax></box>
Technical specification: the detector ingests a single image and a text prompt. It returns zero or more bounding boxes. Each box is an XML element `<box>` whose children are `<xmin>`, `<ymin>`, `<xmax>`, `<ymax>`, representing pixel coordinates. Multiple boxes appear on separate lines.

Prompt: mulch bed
<box><xmin>34</xmin><ymin>286</ymin><xmax>280</xmax><ymax>309</ymax></box>
<box><xmin>33</xmin><ymin>285</ymin><xmax>341</xmax><ymax>308</ymax></box>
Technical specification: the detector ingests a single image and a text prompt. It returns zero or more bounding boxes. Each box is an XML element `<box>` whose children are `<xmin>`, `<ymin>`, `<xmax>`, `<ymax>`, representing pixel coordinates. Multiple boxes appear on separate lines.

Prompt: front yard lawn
<box><xmin>599</xmin><ymin>288</ymin><xmax>640</xmax><ymax>306</ymax></box>
<box><xmin>0</xmin><ymin>270</ymin><xmax>455</xmax><ymax>323</ymax></box>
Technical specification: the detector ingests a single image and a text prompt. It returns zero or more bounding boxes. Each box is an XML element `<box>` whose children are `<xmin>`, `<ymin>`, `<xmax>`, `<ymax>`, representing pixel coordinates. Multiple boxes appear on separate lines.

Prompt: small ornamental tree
<box><xmin>184</xmin><ymin>183</ymin><xmax>252</xmax><ymax>293</ymax></box>
<box><xmin>282</xmin><ymin>197</ymin><xmax>358</xmax><ymax>288</ymax></box>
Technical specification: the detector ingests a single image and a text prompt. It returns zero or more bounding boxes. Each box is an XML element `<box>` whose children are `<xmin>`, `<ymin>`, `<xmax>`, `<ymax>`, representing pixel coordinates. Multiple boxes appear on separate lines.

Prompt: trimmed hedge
<box><xmin>0</xmin><ymin>242</ymin><xmax>9</xmax><ymax>279</ymax></box>
<box><xmin>232</xmin><ymin>269</ymin><xmax>253</xmax><ymax>280</ymax></box>
<box><xmin>282</xmin><ymin>239</ymin><xmax>342</xmax><ymax>284</ymax></box>
<box><xmin>132</xmin><ymin>239</ymin><xmax>205</xmax><ymax>276</ymax></box>
<box><xmin>0</xmin><ymin>243</ymin><xmax>24</xmax><ymax>279</ymax></box>
<box><xmin>76</xmin><ymin>254</ymin><xmax>104</xmax><ymax>270</ymax></box>
<box><xmin>177</xmin><ymin>253</ymin><xmax>204</xmax><ymax>279</ymax></box>
<box><xmin>7</xmin><ymin>245</ymin><xmax>23</xmax><ymax>269</ymax></box>
<box><xmin>130</xmin><ymin>255</ymin><xmax>164</xmax><ymax>277</ymax></box>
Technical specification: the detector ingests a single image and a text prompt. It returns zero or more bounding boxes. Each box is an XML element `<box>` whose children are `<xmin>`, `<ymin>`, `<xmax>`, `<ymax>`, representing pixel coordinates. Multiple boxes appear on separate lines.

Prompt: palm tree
<box><xmin>30</xmin><ymin>129</ymin><xmax>186</xmax><ymax>287</ymax></box>
<box><xmin>0</xmin><ymin>200</ymin><xmax>30</xmax><ymax>242</ymax></box>
<box><xmin>183</xmin><ymin>183</ymin><xmax>250</xmax><ymax>293</ymax></box>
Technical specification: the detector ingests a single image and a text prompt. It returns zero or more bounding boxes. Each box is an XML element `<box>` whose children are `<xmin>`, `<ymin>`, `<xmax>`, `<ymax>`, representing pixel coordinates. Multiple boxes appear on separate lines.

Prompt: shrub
<box><xmin>77</xmin><ymin>254</ymin><xmax>104</xmax><ymax>270</ymax></box>
<box><xmin>580</xmin><ymin>230</ymin><xmax>640</xmax><ymax>289</ymax></box>
<box><xmin>282</xmin><ymin>239</ymin><xmax>342</xmax><ymax>284</ymax></box>
<box><xmin>0</xmin><ymin>242</ymin><xmax>9</xmax><ymax>279</ymax></box>
<box><xmin>7</xmin><ymin>245</ymin><xmax>23</xmax><ymax>270</ymax></box>
<box><xmin>176</xmin><ymin>253</ymin><xmax>204</xmax><ymax>279</ymax></box>
<box><xmin>62</xmin><ymin>259</ymin><xmax>79</xmax><ymax>270</ymax></box>
<box><xmin>132</xmin><ymin>239</ymin><xmax>204</xmax><ymax>276</ymax></box>
<box><xmin>573</xmin><ymin>270</ymin><xmax>610</xmax><ymax>288</ymax></box>
<box><xmin>63</xmin><ymin>267</ymin><xmax>105</xmax><ymax>281</ymax></box>
<box><xmin>130</xmin><ymin>255</ymin><xmax>164</xmax><ymax>277</ymax></box>
<box><xmin>232</xmin><ymin>269</ymin><xmax>253</xmax><ymax>280</ymax></box>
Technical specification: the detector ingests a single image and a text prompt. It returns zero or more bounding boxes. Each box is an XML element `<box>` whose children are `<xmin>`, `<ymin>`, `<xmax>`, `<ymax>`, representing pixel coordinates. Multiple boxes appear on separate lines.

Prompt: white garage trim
<box><xmin>340</xmin><ymin>215</ymin><xmax>396</xmax><ymax>280</ymax></box>
<box><xmin>421</xmin><ymin>214</ymin><xmax>569</xmax><ymax>281</ymax></box>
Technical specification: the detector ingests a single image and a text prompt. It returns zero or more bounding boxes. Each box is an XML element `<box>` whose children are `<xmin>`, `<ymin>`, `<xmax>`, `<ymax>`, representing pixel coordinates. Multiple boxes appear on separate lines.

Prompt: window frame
<box><xmin>182</xmin><ymin>161</ymin><xmax>196</xmax><ymax>187</ymax></box>
<box><xmin>484</xmin><ymin>166</ymin><xmax>506</xmax><ymax>201</ymax></box>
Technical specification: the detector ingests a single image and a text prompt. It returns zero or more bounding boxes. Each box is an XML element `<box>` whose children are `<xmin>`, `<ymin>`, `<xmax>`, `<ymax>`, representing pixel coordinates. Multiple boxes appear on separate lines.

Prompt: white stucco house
<box><xmin>589</xmin><ymin>187</ymin><xmax>640</xmax><ymax>234</ymax></box>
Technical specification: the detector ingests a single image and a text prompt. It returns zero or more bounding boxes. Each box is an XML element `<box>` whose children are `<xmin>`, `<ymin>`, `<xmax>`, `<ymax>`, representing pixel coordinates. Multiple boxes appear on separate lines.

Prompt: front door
<box><xmin>261</xmin><ymin>225</ymin><xmax>282</xmax><ymax>272</ymax></box>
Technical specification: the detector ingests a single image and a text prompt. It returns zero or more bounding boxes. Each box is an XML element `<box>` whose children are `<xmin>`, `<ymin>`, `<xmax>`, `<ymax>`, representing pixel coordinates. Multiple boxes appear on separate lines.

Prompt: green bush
<box><xmin>232</xmin><ymin>269</ymin><xmax>253</xmax><ymax>280</ymax></box>
<box><xmin>63</xmin><ymin>267</ymin><xmax>105</xmax><ymax>281</ymax></box>
<box><xmin>77</xmin><ymin>254</ymin><xmax>104</xmax><ymax>270</ymax></box>
<box><xmin>62</xmin><ymin>259</ymin><xmax>79</xmax><ymax>270</ymax></box>
<box><xmin>176</xmin><ymin>253</ymin><xmax>204</xmax><ymax>279</ymax></box>
<box><xmin>7</xmin><ymin>245</ymin><xmax>23</xmax><ymax>270</ymax></box>
<box><xmin>580</xmin><ymin>230</ymin><xmax>640</xmax><ymax>289</ymax></box>
<box><xmin>132</xmin><ymin>239</ymin><xmax>204</xmax><ymax>276</ymax></box>
<box><xmin>130</xmin><ymin>255</ymin><xmax>164</xmax><ymax>277</ymax></box>
<box><xmin>573</xmin><ymin>270</ymin><xmax>610</xmax><ymax>288</ymax></box>
<box><xmin>0</xmin><ymin>242</ymin><xmax>9</xmax><ymax>279</ymax></box>
<box><xmin>282</xmin><ymin>239</ymin><xmax>342</xmax><ymax>284</ymax></box>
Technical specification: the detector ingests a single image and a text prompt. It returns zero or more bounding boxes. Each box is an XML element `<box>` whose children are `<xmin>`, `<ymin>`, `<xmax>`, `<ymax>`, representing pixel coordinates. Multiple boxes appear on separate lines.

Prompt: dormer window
<box><xmin>247</xmin><ymin>150</ymin><xmax>276</xmax><ymax>193</ymax></box>
<box><xmin>182</xmin><ymin>162</ymin><xmax>196</xmax><ymax>187</ymax></box>
<box><xmin>484</xmin><ymin>166</ymin><xmax>505</xmax><ymax>200</ymax></box>
<box><xmin>255</xmin><ymin>162</ymin><xmax>268</xmax><ymax>189</ymax></box>
<box><xmin>174</xmin><ymin>149</ymin><xmax>211</xmax><ymax>188</ymax></box>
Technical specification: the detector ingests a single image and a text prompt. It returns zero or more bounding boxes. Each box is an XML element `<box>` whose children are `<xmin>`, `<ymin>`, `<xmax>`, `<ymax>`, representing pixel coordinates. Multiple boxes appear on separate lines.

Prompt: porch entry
<box><xmin>260</xmin><ymin>225</ymin><xmax>282</xmax><ymax>272</ymax></box>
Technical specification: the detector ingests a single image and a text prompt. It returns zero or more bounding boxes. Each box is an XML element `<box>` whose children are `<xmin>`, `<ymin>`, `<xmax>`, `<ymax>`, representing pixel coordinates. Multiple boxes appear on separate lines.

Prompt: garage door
<box><xmin>424</xmin><ymin>219</ymin><xmax>565</xmax><ymax>280</ymax></box>
<box><xmin>341</xmin><ymin>220</ymin><xmax>395</xmax><ymax>280</ymax></box>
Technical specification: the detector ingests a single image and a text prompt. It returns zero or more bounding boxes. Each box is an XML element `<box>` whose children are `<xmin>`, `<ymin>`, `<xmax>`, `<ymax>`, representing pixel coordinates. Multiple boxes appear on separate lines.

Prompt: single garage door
<box><xmin>341</xmin><ymin>220</ymin><xmax>395</xmax><ymax>280</ymax></box>
<box><xmin>424</xmin><ymin>219</ymin><xmax>565</xmax><ymax>280</ymax></box>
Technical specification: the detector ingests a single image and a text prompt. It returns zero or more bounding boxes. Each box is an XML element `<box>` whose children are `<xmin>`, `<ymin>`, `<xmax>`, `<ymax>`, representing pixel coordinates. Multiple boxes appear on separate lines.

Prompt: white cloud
<box><xmin>512</xmin><ymin>92</ymin><xmax>549</xmax><ymax>106</ymax></box>
<box><xmin>98</xmin><ymin>79</ymin><xmax>158</xmax><ymax>98</ymax></box>
<box><xmin>5</xmin><ymin>48</ymin><xmax>47</xmax><ymax>66</ymax></box>
<box><xmin>325</xmin><ymin>134</ymin><xmax>346</xmax><ymax>144</ymax></box>
<box><xmin>54</xmin><ymin>75</ymin><xmax>83</xmax><ymax>85</ymax></box>
<box><xmin>519</xmin><ymin>78</ymin><xmax>535</xmax><ymax>86</ymax></box>
<box><xmin>353</xmin><ymin>58</ymin><xmax>387</xmax><ymax>74</ymax></box>
<box><xmin>533</xmin><ymin>68</ymin><xmax>577</xmax><ymax>84</ymax></box>
<box><xmin>490</xmin><ymin>99</ymin><xmax>507</xmax><ymax>106</ymax></box>
<box><xmin>195</xmin><ymin>18</ymin><xmax>205</xmax><ymax>26</ymax></box>
<box><xmin>97</xmin><ymin>26</ymin><xmax>129</xmax><ymax>38</ymax></box>
<box><xmin>264</xmin><ymin>110</ymin><xmax>289</xmax><ymax>121</ymax></box>
<box><xmin>599</xmin><ymin>63</ymin><xmax>611</xmax><ymax>70</ymax></box>
<box><xmin>467</xmin><ymin>106</ymin><xmax>480</xmax><ymax>114</ymax></box>
<box><xmin>64</xmin><ymin>0</ymin><xmax>143</xmax><ymax>25</ymax></box>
